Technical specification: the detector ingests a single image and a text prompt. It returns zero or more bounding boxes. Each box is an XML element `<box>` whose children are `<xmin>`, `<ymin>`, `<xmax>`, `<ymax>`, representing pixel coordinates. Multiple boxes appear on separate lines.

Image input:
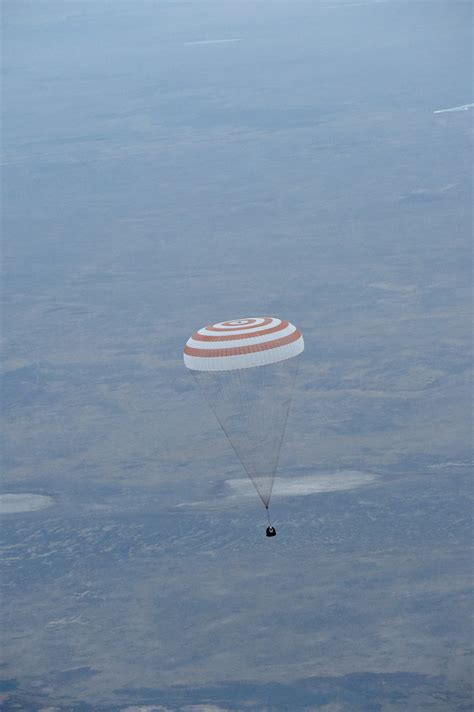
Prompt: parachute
<box><xmin>184</xmin><ymin>317</ymin><xmax>304</xmax><ymax>517</ymax></box>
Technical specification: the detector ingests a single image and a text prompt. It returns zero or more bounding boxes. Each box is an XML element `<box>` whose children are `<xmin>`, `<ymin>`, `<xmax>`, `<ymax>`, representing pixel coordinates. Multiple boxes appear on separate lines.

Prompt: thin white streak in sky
<box><xmin>433</xmin><ymin>103</ymin><xmax>473</xmax><ymax>114</ymax></box>
<box><xmin>185</xmin><ymin>38</ymin><xmax>243</xmax><ymax>46</ymax></box>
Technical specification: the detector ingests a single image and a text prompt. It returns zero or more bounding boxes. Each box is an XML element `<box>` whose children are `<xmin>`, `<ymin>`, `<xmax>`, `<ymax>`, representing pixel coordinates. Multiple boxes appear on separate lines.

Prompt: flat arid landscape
<box><xmin>1</xmin><ymin>1</ymin><xmax>472</xmax><ymax>709</ymax></box>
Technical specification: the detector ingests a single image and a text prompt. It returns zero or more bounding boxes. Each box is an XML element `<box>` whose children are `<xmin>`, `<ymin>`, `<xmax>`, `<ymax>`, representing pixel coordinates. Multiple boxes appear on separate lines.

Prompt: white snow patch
<box><xmin>0</xmin><ymin>493</ymin><xmax>54</xmax><ymax>514</ymax></box>
<box><xmin>226</xmin><ymin>470</ymin><xmax>377</xmax><ymax>498</ymax></box>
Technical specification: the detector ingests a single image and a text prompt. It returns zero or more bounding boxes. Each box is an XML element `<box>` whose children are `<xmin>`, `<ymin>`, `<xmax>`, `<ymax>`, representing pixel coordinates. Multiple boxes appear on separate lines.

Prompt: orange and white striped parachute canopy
<box><xmin>183</xmin><ymin>317</ymin><xmax>304</xmax><ymax>372</ymax></box>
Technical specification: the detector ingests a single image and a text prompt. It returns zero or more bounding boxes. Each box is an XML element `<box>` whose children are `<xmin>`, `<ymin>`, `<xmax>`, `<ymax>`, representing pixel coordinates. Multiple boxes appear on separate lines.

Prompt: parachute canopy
<box><xmin>184</xmin><ymin>317</ymin><xmax>304</xmax><ymax>508</ymax></box>
<box><xmin>183</xmin><ymin>317</ymin><xmax>304</xmax><ymax>372</ymax></box>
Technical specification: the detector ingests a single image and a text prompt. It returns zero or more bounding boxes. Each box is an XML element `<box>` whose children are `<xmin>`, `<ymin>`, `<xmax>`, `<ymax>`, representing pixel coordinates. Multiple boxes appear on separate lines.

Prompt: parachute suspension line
<box><xmin>266</xmin><ymin>505</ymin><xmax>272</xmax><ymax>527</ymax></box>
<box><xmin>192</xmin><ymin>369</ymin><xmax>266</xmax><ymax>504</ymax></box>
<box><xmin>191</xmin><ymin>352</ymin><xmax>302</xmax><ymax>511</ymax></box>
<box><xmin>236</xmin><ymin>367</ymin><xmax>268</xmax><ymax>508</ymax></box>
<box><xmin>267</xmin><ymin>356</ymin><xmax>301</xmax><ymax>505</ymax></box>
<box><xmin>250</xmin><ymin>357</ymin><xmax>300</xmax><ymax>509</ymax></box>
<box><xmin>194</xmin><ymin>373</ymin><xmax>243</xmax><ymax>469</ymax></box>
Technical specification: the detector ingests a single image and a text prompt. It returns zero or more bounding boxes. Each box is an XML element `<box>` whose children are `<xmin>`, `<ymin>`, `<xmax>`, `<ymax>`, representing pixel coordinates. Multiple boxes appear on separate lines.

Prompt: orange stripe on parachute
<box><xmin>183</xmin><ymin>329</ymin><xmax>301</xmax><ymax>357</ymax></box>
<box><xmin>192</xmin><ymin>321</ymin><xmax>289</xmax><ymax>342</ymax></box>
